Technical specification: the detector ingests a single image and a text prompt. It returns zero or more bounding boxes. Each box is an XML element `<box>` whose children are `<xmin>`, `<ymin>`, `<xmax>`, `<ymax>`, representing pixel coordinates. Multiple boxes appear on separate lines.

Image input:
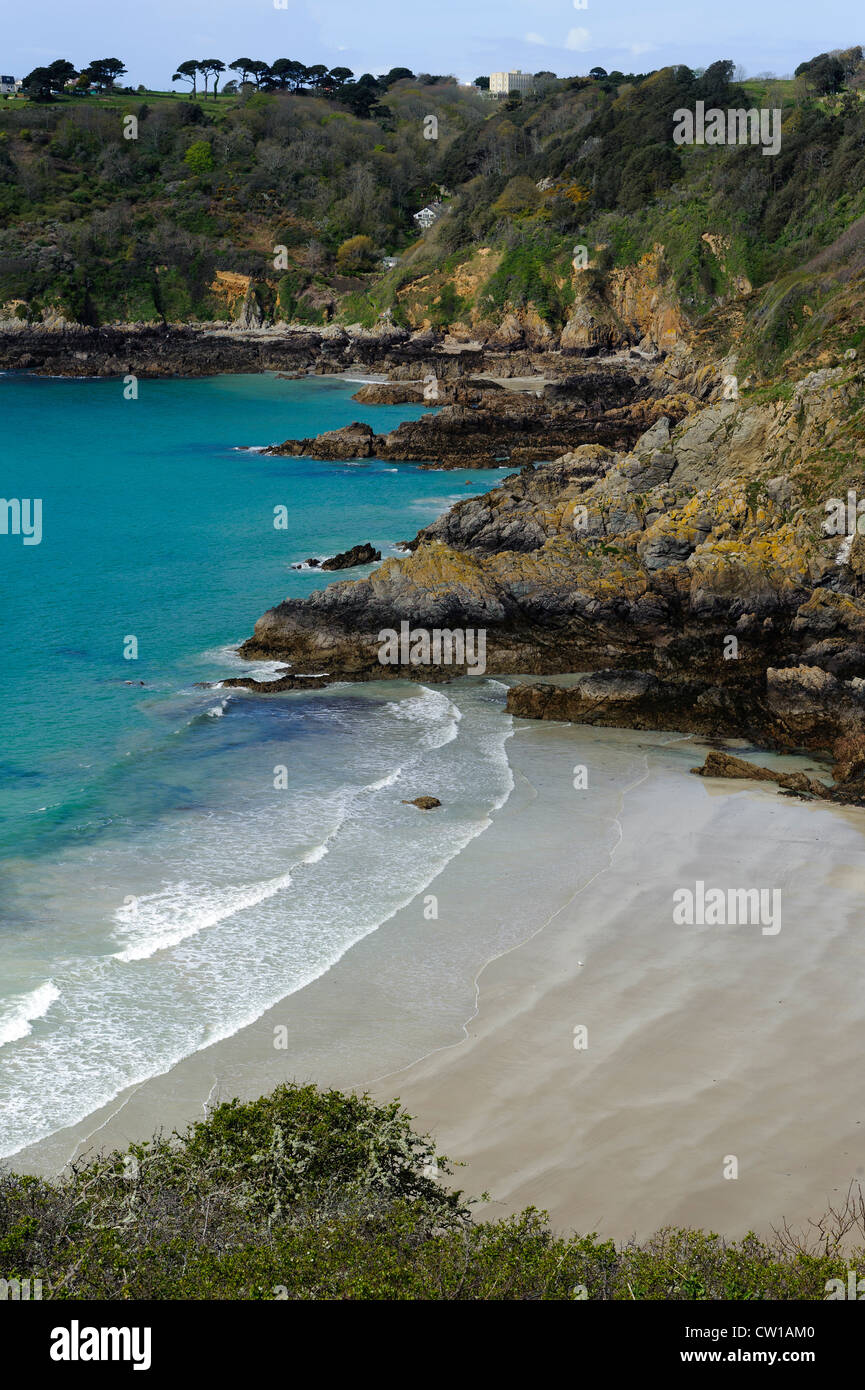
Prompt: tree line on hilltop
<box><xmin>18</xmin><ymin>56</ymin><xmax>465</xmax><ymax>118</ymax></box>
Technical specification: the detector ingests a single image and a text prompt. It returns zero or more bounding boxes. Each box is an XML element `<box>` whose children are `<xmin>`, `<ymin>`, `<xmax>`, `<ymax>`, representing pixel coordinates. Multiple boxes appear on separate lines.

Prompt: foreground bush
<box><xmin>0</xmin><ymin>1084</ymin><xmax>861</xmax><ymax>1299</ymax></box>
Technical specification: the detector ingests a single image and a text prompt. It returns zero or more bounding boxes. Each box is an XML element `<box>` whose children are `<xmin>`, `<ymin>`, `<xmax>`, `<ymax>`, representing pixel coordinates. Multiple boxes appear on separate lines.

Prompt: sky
<box><xmin>3</xmin><ymin>0</ymin><xmax>862</xmax><ymax>88</ymax></box>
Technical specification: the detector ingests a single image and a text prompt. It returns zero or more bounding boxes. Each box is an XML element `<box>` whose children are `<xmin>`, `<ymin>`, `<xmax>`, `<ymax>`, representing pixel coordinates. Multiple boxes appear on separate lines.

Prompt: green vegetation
<box><xmin>0</xmin><ymin>70</ymin><xmax>487</xmax><ymax>323</ymax></box>
<box><xmin>479</xmin><ymin>232</ymin><xmax>574</xmax><ymax>324</ymax></box>
<box><xmin>1</xmin><ymin>1082</ymin><xmax>861</xmax><ymax>1300</ymax></box>
<box><xmin>1</xmin><ymin>48</ymin><xmax>864</xmax><ymax>368</ymax></box>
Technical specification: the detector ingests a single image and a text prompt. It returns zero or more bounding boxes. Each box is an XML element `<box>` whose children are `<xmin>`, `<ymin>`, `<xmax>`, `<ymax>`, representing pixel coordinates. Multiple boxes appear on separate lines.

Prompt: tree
<box><xmin>199</xmin><ymin>59</ymin><xmax>226</xmax><ymax>96</ymax></box>
<box><xmin>589</xmin><ymin>67</ymin><xmax>607</xmax><ymax>79</ymax></box>
<box><xmin>836</xmin><ymin>46</ymin><xmax>864</xmax><ymax>79</ymax></box>
<box><xmin>698</xmin><ymin>59</ymin><xmax>737</xmax><ymax>107</ymax></box>
<box><xmin>268</xmin><ymin>59</ymin><xmax>294</xmax><ymax>89</ymax></box>
<box><xmin>336</xmin><ymin>234</ymin><xmax>376</xmax><ymax>273</ymax></box>
<box><xmin>306</xmin><ymin>64</ymin><xmax>329</xmax><ymax>90</ymax></box>
<box><xmin>285</xmin><ymin>61</ymin><xmax>310</xmax><ymax>90</ymax></box>
<box><xmin>229</xmin><ymin>58</ymin><xmax>256</xmax><ymax>86</ymax></box>
<box><xmin>339</xmin><ymin>81</ymin><xmax>382</xmax><ymax>118</ymax></box>
<box><xmin>85</xmin><ymin>58</ymin><xmax>127</xmax><ymax>90</ymax></box>
<box><xmin>474</xmin><ymin>75</ymin><xmax>490</xmax><ymax>90</ymax></box>
<box><xmin>795</xmin><ymin>52</ymin><xmax>846</xmax><ymax>95</ymax></box>
<box><xmin>382</xmin><ymin>67</ymin><xmax>415</xmax><ymax>85</ymax></box>
<box><xmin>47</xmin><ymin>59</ymin><xmax>78</xmax><ymax>90</ymax></box>
<box><xmin>327</xmin><ymin>67</ymin><xmax>354</xmax><ymax>92</ymax></box>
<box><xmin>23</xmin><ymin>59</ymin><xmax>78</xmax><ymax>99</ymax></box>
<box><xmin>173</xmin><ymin>60</ymin><xmax>201</xmax><ymax>98</ymax></box>
<box><xmin>248</xmin><ymin>62</ymin><xmax>271</xmax><ymax>89</ymax></box>
<box><xmin>21</xmin><ymin>67</ymin><xmax>56</xmax><ymax>100</ymax></box>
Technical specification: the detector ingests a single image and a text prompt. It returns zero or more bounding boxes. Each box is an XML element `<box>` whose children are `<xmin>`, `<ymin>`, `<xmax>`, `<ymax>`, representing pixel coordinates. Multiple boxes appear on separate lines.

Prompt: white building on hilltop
<box><xmin>0</xmin><ymin>76</ymin><xmax>17</xmax><ymax>95</ymax></box>
<box><xmin>489</xmin><ymin>70</ymin><xmax>535</xmax><ymax>95</ymax></box>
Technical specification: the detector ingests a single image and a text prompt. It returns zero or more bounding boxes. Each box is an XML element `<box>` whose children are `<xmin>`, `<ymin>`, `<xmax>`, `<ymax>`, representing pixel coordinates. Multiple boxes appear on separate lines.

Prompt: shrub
<box><xmin>2</xmin><ymin>1083</ymin><xmax>862</xmax><ymax>1300</ymax></box>
<box><xmin>335</xmin><ymin>234</ymin><xmax>376</xmax><ymax>273</ymax></box>
<box><xmin>183</xmin><ymin>140</ymin><xmax>214</xmax><ymax>175</ymax></box>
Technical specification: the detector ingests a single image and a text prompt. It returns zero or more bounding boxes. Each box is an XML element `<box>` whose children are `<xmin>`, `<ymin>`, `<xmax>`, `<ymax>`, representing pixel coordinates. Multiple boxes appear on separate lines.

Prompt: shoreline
<box><xmin>0</xmin><ymin>322</ymin><xmax>609</xmax><ymax>379</ymax></box>
<box><xmin>13</xmin><ymin>715</ymin><xmax>865</xmax><ymax>1242</ymax></box>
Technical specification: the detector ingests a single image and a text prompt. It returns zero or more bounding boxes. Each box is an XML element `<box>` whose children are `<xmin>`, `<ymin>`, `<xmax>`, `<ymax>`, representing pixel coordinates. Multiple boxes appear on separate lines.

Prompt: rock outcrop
<box><xmin>321</xmin><ymin>542</ymin><xmax>381</xmax><ymax>570</ymax></box>
<box><xmin>269</xmin><ymin>371</ymin><xmax>694</xmax><ymax>469</ymax></box>
<box><xmin>240</xmin><ymin>358</ymin><xmax>865</xmax><ymax>796</ymax></box>
<box><xmin>689</xmin><ymin>748</ymin><xmax>865</xmax><ymax>806</ymax></box>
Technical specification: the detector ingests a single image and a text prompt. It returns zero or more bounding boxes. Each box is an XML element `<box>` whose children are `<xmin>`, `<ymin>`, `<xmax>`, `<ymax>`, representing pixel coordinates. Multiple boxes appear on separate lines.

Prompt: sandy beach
<box><xmin>14</xmin><ymin>712</ymin><xmax>865</xmax><ymax>1241</ymax></box>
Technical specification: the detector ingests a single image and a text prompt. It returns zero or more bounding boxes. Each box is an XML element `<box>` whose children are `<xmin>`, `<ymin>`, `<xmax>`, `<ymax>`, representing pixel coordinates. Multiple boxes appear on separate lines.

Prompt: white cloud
<box><xmin>629</xmin><ymin>42</ymin><xmax>656</xmax><ymax>55</ymax></box>
<box><xmin>565</xmin><ymin>27</ymin><xmax>592</xmax><ymax>52</ymax></box>
<box><xmin>525</xmin><ymin>32</ymin><xmax>547</xmax><ymax>45</ymax></box>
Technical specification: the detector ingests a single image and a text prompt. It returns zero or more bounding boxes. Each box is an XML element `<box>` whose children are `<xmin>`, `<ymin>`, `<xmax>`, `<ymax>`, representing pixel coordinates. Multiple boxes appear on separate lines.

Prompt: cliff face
<box><xmin>561</xmin><ymin>246</ymin><xmax>690</xmax><ymax>355</ymax></box>
<box><xmin>240</xmin><ymin>357</ymin><xmax>865</xmax><ymax>777</ymax></box>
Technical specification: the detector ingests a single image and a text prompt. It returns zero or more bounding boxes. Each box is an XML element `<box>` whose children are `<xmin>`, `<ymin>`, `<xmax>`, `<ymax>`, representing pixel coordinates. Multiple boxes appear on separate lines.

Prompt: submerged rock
<box><xmin>401</xmin><ymin>796</ymin><xmax>442</xmax><ymax>810</ymax></box>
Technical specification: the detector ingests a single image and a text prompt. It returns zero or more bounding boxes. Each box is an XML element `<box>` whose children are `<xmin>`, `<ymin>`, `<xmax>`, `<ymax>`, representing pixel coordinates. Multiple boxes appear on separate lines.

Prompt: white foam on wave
<box><xmin>386</xmin><ymin>686</ymin><xmax>462</xmax><ymax>749</ymax></box>
<box><xmin>289</xmin><ymin>557</ymin><xmax>328</xmax><ymax>571</ymax></box>
<box><xmin>109</xmin><ymin>783</ymin><xmax>363</xmax><ymax>963</ymax></box>
<box><xmin>206</xmin><ymin>697</ymin><xmax>231</xmax><ymax>718</ymax></box>
<box><xmin>198</xmin><ymin>643</ymin><xmax>289</xmax><ymax>680</ymax></box>
<box><xmin>409</xmin><ymin>495</ymin><xmax>465</xmax><ymax>511</ymax></box>
<box><xmin>111</xmin><ymin>871</ymin><xmax>294</xmax><ymax>962</ymax></box>
<box><xmin>366</xmin><ymin>767</ymin><xmax>402</xmax><ymax>791</ymax></box>
<box><xmin>0</xmin><ymin>982</ymin><xmax>60</xmax><ymax>1047</ymax></box>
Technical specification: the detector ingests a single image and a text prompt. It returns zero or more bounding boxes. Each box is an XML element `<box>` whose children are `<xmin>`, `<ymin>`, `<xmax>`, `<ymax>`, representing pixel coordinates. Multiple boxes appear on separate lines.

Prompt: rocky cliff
<box><xmin>240</xmin><ymin>354</ymin><xmax>865</xmax><ymax>795</ymax></box>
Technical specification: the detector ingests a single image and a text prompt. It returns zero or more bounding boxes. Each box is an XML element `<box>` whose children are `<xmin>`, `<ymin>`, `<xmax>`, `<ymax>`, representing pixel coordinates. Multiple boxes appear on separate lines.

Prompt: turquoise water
<box><xmin>0</xmin><ymin>372</ymin><xmax>514</xmax><ymax>1155</ymax></box>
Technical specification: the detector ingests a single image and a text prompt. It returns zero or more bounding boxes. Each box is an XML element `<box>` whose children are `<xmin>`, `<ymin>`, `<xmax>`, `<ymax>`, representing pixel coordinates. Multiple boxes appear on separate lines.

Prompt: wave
<box><xmin>366</xmin><ymin>767</ymin><xmax>403</xmax><ymax>791</ymax></box>
<box><xmin>387</xmin><ymin>686</ymin><xmax>462</xmax><ymax>750</ymax></box>
<box><xmin>109</xmin><ymin>778</ymin><xmax>364</xmax><ymax>962</ymax></box>
<box><xmin>109</xmin><ymin>696</ymin><xmax>458</xmax><ymax>966</ymax></box>
<box><xmin>111</xmin><ymin>870</ymin><xmax>295</xmax><ymax>962</ymax></box>
<box><xmin>198</xmin><ymin>643</ymin><xmax>289</xmax><ymax>679</ymax></box>
<box><xmin>0</xmin><ymin>982</ymin><xmax>60</xmax><ymax>1046</ymax></box>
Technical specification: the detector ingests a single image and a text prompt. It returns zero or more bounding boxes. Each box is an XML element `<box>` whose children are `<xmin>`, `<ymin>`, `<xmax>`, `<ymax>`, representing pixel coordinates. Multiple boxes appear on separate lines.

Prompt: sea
<box><xmin>0</xmin><ymin>370</ymin><xmax>515</xmax><ymax>1156</ymax></box>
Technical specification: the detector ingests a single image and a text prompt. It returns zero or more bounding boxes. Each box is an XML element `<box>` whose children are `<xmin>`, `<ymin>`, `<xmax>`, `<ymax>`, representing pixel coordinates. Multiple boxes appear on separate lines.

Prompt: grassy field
<box><xmin>5</xmin><ymin>87</ymin><xmax>239</xmax><ymax>115</ymax></box>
